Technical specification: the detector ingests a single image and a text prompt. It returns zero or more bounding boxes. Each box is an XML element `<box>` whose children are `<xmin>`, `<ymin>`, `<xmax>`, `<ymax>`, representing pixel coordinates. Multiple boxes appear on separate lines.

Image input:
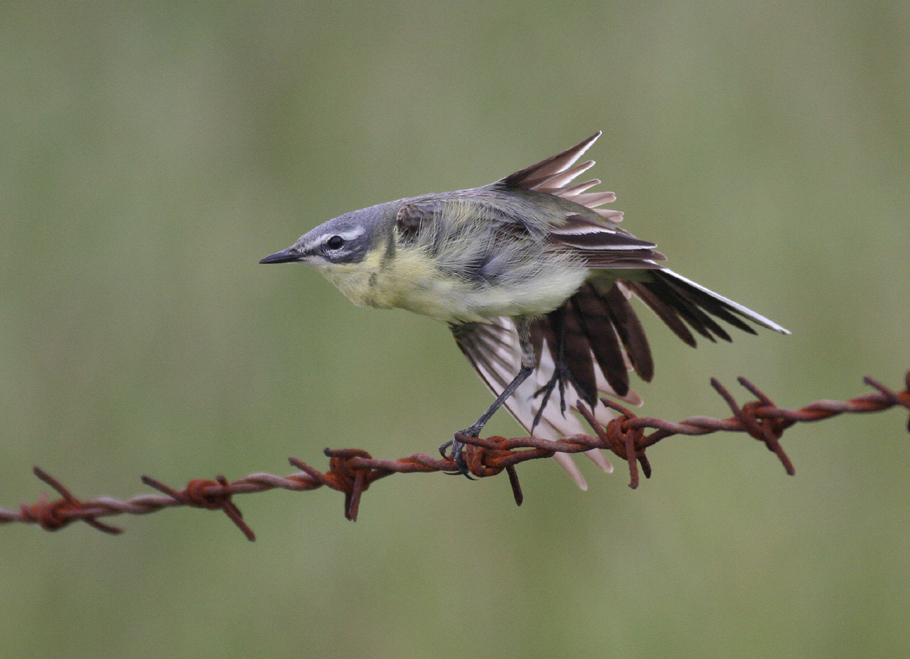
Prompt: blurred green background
<box><xmin>2</xmin><ymin>3</ymin><xmax>909</xmax><ymax>657</ymax></box>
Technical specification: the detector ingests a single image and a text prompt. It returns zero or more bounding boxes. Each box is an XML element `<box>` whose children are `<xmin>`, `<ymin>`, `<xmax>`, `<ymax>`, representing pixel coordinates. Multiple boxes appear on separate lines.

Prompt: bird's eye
<box><xmin>326</xmin><ymin>235</ymin><xmax>345</xmax><ymax>250</ymax></box>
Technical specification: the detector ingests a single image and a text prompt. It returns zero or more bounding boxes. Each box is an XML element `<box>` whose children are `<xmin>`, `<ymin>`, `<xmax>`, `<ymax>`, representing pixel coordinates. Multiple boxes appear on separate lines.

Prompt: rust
<box><xmin>17</xmin><ymin>468</ymin><xmax>123</xmax><ymax>534</ymax></box>
<box><xmin>141</xmin><ymin>475</ymin><xmax>255</xmax><ymax>541</ymax></box>
<box><xmin>711</xmin><ymin>378</ymin><xmax>795</xmax><ymax>475</ymax></box>
<box><xmin>2</xmin><ymin>368</ymin><xmax>908</xmax><ymax>534</ymax></box>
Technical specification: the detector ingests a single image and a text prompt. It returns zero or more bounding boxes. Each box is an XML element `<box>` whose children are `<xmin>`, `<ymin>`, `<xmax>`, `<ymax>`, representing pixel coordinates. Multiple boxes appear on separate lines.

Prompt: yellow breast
<box><xmin>313</xmin><ymin>240</ymin><xmax>586</xmax><ymax>323</ymax></box>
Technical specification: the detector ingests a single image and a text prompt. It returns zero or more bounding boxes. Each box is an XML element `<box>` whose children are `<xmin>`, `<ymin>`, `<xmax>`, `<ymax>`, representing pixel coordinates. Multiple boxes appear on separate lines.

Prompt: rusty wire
<box><xmin>2</xmin><ymin>370</ymin><xmax>908</xmax><ymax>540</ymax></box>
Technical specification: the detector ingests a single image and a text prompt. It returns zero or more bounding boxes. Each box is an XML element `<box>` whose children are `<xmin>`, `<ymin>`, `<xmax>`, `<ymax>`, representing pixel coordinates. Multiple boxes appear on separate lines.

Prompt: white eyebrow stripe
<box><xmin>334</xmin><ymin>228</ymin><xmax>366</xmax><ymax>241</ymax></box>
<box><xmin>297</xmin><ymin>226</ymin><xmax>368</xmax><ymax>252</ymax></box>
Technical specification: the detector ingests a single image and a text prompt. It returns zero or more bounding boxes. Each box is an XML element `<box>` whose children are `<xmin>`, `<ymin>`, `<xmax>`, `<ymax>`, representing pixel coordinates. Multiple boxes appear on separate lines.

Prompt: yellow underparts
<box><xmin>312</xmin><ymin>241</ymin><xmax>587</xmax><ymax>324</ymax></box>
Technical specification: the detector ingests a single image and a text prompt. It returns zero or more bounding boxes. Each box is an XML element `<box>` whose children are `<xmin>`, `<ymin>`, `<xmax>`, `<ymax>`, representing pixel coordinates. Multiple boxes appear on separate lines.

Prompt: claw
<box><xmin>441</xmin><ymin>360</ymin><xmax>535</xmax><ymax>482</ymax></box>
<box><xmin>438</xmin><ymin>434</ymin><xmax>475</xmax><ymax>479</ymax></box>
<box><xmin>531</xmin><ymin>363</ymin><xmax>572</xmax><ymax>430</ymax></box>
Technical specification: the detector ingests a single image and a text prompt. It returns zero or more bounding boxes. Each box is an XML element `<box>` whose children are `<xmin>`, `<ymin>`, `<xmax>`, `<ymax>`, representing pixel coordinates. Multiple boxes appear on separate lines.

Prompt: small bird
<box><xmin>261</xmin><ymin>132</ymin><xmax>788</xmax><ymax>488</ymax></box>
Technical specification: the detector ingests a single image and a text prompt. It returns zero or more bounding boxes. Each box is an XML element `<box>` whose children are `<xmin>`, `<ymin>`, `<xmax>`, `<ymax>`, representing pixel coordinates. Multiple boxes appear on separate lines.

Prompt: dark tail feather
<box><xmin>626</xmin><ymin>268</ymin><xmax>789</xmax><ymax>346</ymax></box>
<box><xmin>639</xmin><ymin>274</ymin><xmax>732</xmax><ymax>342</ymax></box>
<box><xmin>527</xmin><ymin>269</ymin><xmax>786</xmax><ymax>408</ymax></box>
<box><xmin>624</xmin><ymin>280</ymin><xmax>698</xmax><ymax>347</ymax></box>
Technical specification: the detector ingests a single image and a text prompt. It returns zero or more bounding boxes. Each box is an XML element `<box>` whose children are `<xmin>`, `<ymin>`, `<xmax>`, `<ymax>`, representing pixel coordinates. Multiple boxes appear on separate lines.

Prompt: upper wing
<box><xmin>496</xmin><ymin>132</ymin><xmax>667</xmax><ymax>269</ymax></box>
<box><xmin>499</xmin><ymin>131</ymin><xmax>624</xmax><ymax>224</ymax></box>
<box><xmin>497</xmin><ymin>133</ymin><xmax>788</xmax><ymax>337</ymax></box>
<box><xmin>548</xmin><ymin>214</ymin><xmax>666</xmax><ymax>269</ymax></box>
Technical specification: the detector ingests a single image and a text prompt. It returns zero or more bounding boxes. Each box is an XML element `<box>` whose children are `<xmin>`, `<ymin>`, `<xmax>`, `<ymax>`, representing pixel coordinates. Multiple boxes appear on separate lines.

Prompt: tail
<box><xmin>621</xmin><ymin>268</ymin><xmax>789</xmax><ymax>348</ymax></box>
<box><xmin>527</xmin><ymin>269</ymin><xmax>788</xmax><ymax>411</ymax></box>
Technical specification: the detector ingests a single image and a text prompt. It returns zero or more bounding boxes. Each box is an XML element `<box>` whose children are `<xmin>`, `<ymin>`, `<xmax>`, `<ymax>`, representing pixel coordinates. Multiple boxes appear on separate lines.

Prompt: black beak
<box><xmin>259</xmin><ymin>246</ymin><xmax>303</xmax><ymax>264</ymax></box>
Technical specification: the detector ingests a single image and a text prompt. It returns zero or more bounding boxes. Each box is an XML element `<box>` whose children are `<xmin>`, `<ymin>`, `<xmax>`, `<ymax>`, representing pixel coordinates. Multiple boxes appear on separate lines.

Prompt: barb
<box><xmin>3</xmin><ymin>370</ymin><xmax>908</xmax><ymax>538</ymax></box>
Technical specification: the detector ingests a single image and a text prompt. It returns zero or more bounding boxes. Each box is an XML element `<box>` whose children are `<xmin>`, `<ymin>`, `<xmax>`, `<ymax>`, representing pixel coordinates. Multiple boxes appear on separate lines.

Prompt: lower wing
<box><xmin>451</xmin><ymin>272</ymin><xmax>787</xmax><ymax>489</ymax></box>
<box><xmin>451</xmin><ymin>313</ymin><xmax>640</xmax><ymax>490</ymax></box>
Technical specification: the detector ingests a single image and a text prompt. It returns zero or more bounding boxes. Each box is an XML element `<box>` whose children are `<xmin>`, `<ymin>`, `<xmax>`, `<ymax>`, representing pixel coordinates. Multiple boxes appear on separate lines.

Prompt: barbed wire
<box><xmin>2</xmin><ymin>370</ymin><xmax>908</xmax><ymax>540</ymax></box>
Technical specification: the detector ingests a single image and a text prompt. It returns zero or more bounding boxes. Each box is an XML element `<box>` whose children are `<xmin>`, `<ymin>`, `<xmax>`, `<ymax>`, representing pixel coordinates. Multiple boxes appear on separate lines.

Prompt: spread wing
<box><xmin>451</xmin><ymin>314</ymin><xmax>642</xmax><ymax>490</ymax></box>
<box><xmin>498</xmin><ymin>131</ymin><xmax>788</xmax><ymax>336</ymax></box>
<box><xmin>498</xmin><ymin>131</ymin><xmax>667</xmax><ymax>270</ymax></box>
<box><xmin>449</xmin><ymin>132</ymin><xmax>788</xmax><ymax>488</ymax></box>
<box><xmin>398</xmin><ymin>132</ymin><xmax>667</xmax><ymax>274</ymax></box>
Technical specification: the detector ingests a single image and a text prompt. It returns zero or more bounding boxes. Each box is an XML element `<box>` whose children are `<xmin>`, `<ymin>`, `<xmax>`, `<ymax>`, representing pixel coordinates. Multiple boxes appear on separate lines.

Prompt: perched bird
<box><xmin>260</xmin><ymin>132</ymin><xmax>788</xmax><ymax>488</ymax></box>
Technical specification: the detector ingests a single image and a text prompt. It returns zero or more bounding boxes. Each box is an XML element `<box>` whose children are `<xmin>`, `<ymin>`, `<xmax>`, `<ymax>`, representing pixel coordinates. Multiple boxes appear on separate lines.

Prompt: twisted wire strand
<box><xmin>2</xmin><ymin>370</ymin><xmax>908</xmax><ymax>540</ymax></box>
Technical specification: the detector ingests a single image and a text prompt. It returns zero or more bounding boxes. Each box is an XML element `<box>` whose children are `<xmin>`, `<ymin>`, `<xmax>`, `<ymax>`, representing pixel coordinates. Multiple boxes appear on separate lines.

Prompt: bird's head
<box><xmin>259</xmin><ymin>202</ymin><xmax>394</xmax><ymax>269</ymax></box>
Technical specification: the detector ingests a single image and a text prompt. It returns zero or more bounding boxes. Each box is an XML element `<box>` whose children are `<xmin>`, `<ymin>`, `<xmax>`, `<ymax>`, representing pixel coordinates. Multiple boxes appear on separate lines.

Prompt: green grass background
<box><xmin>2</xmin><ymin>3</ymin><xmax>909</xmax><ymax>657</ymax></box>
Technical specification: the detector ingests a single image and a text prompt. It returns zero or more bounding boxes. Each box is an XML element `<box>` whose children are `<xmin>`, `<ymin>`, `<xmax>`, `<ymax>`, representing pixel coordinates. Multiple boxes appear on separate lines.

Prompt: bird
<box><xmin>260</xmin><ymin>132</ymin><xmax>788</xmax><ymax>488</ymax></box>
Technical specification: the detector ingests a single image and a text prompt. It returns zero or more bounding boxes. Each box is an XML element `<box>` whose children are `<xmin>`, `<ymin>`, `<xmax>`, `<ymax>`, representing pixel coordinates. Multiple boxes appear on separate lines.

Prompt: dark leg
<box><xmin>440</xmin><ymin>317</ymin><xmax>537</xmax><ymax>476</ymax></box>
<box><xmin>531</xmin><ymin>306</ymin><xmax>567</xmax><ymax>432</ymax></box>
<box><xmin>531</xmin><ymin>305</ymin><xmax>589</xmax><ymax>431</ymax></box>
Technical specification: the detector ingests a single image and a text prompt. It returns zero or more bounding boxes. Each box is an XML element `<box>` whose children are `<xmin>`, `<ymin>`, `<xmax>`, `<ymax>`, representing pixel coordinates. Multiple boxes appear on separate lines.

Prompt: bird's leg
<box><xmin>531</xmin><ymin>306</ymin><xmax>573</xmax><ymax>431</ymax></box>
<box><xmin>440</xmin><ymin>317</ymin><xmax>537</xmax><ymax>476</ymax></box>
<box><xmin>442</xmin><ymin>365</ymin><xmax>534</xmax><ymax>476</ymax></box>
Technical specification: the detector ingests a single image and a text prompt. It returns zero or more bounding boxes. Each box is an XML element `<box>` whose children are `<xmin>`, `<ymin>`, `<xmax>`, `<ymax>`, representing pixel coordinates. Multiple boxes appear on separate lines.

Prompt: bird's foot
<box><xmin>438</xmin><ymin>425</ymin><xmax>481</xmax><ymax>479</ymax></box>
<box><xmin>531</xmin><ymin>366</ymin><xmax>570</xmax><ymax>430</ymax></box>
